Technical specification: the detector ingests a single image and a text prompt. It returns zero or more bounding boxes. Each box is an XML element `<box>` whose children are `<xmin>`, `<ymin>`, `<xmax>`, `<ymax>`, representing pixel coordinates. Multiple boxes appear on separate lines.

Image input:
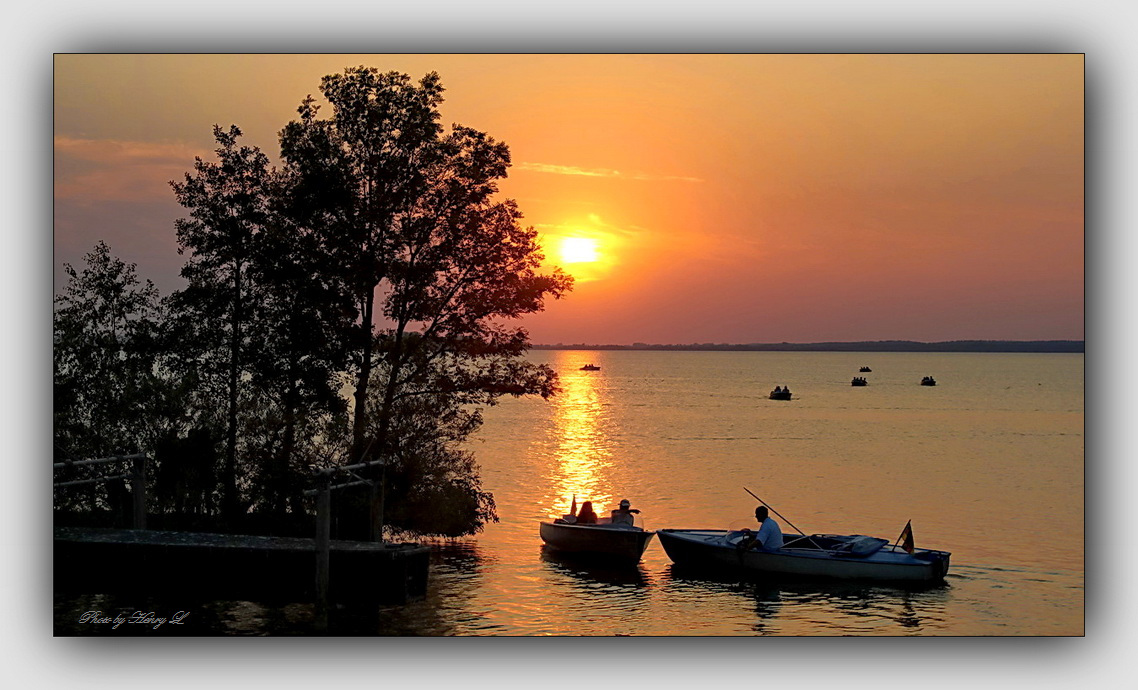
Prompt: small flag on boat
<box><xmin>898</xmin><ymin>520</ymin><xmax>915</xmax><ymax>554</ymax></box>
<box><xmin>570</xmin><ymin>494</ymin><xmax>577</xmax><ymax>517</ymax></box>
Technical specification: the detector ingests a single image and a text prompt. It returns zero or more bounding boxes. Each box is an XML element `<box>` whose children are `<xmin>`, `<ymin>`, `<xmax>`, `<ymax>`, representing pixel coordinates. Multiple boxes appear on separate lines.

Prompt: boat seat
<box><xmin>832</xmin><ymin>536</ymin><xmax>887</xmax><ymax>557</ymax></box>
<box><xmin>610</xmin><ymin>512</ymin><xmax>635</xmax><ymax>526</ymax></box>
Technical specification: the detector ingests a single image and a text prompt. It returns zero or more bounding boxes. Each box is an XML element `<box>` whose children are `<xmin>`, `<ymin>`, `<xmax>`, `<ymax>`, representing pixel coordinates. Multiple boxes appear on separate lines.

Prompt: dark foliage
<box><xmin>55</xmin><ymin>68</ymin><xmax>571</xmax><ymax>539</ymax></box>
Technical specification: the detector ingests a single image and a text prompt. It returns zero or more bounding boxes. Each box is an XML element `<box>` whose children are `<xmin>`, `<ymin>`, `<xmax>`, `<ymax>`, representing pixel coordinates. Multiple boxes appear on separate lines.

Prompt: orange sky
<box><xmin>53</xmin><ymin>54</ymin><xmax>1084</xmax><ymax>344</ymax></box>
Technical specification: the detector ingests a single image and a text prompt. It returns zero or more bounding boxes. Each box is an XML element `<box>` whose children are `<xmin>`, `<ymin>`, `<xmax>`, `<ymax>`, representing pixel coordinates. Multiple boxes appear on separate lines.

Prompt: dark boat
<box><xmin>539</xmin><ymin>519</ymin><xmax>655</xmax><ymax>563</ymax></box>
<box><xmin>657</xmin><ymin>529</ymin><xmax>950</xmax><ymax>582</ymax></box>
<box><xmin>920</xmin><ymin>376</ymin><xmax>937</xmax><ymax>386</ymax></box>
<box><xmin>580</xmin><ymin>364</ymin><xmax>601</xmax><ymax>371</ymax></box>
<box><xmin>851</xmin><ymin>377</ymin><xmax>868</xmax><ymax>386</ymax></box>
<box><xmin>769</xmin><ymin>388</ymin><xmax>792</xmax><ymax>400</ymax></box>
<box><xmin>859</xmin><ymin>367</ymin><xmax>872</xmax><ymax>372</ymax></box>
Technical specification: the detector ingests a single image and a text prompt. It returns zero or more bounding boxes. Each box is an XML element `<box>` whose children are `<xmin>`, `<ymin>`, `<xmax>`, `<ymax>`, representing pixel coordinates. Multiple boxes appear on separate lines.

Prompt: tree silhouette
<box><xmin>279</xmin><ymin>69</ymin><xmax>447</xmax><ymax>468</ymax></box>
<box><xmin>57</xmin><ymin>68</ymin><xmax>570</xmax><ymax>537</ymax></box>
<box><xmin>170</xmin><ymin>125</ymin><xmax>272</xmax><ymax>523</ymax></box>
<box><xmin>281</xmin><ymin>67</ymin><xmax>571</xmax><ymax>536</ymax></box>
<box><xmin>242</xmin><ymin>169</ymin><xmax>354</xmax><ymax>516</ymax></box>
<box><xmin>53</xmin><ymin>241</ymin><xmax>170</xmax><ymax>510</ymax></box>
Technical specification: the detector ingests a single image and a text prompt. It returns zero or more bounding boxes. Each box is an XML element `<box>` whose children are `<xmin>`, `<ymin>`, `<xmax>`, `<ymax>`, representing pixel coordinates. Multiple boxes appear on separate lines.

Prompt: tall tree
<box><xmin>282</xmin><ymin>68</ymin><xmax>572</xmax><ymax>537</ymax></box>
<box><xmin>241</xmin><ymin>173</ymin><xmax>354</xmax><ymax>516</ymax></box>
<box><xmin>170</xmin><ymin>125</ymin><xmax>272</xmax><ymax>523</ymax></box>
<box><xmin>279</xmin><ymin>68</ymin><xmax>447</xmax><ymax>467</ymax></box>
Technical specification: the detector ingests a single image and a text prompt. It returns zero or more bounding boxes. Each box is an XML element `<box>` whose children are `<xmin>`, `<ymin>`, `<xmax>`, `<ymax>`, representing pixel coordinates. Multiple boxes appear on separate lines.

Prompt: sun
<box><xmin>559</xmin><ymin>237</ymin><xmax>599</xmax><ymax>264</ymax></box>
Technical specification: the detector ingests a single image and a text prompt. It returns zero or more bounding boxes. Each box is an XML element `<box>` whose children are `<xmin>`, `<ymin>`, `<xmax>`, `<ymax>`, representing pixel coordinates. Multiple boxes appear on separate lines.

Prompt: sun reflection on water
<box><xmin>545</xmin><ymin>356</ymin><xmax>614</xmax><ymax>517</ymax></box>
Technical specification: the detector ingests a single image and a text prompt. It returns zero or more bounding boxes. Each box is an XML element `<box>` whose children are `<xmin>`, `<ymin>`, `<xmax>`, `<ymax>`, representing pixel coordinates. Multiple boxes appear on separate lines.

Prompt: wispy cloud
<box><xmin>54</xmin><ymin>136</ymin><xmax>208</xmax><ymax>203</ymax></box>
<box><xmin>534</xmin><ymin>214</ymin><xmax>643</xmax><ymax>241</ymax></box>
<box><xmin>515</xmin><ymin>162</ymin><xmax>703</xmax><ymax>183</ymax></box>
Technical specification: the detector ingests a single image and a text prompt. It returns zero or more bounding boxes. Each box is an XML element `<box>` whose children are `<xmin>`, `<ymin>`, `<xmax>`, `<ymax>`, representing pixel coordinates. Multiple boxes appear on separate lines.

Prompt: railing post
<box><xmin>369</xmin><ymin>460</ymin><xmax>386</xmax><ymax>543</ymax></box>
<box><xmin>131</xmin><ymin>455</ymin><xmax>147</xmax><ymax>530</ymax></box>
<box><xmin>377</xmin><ymin>467</ymin><xmax>385</xmax><ymax>544</ymax></box>
<box><xmin>315</xmin><ymin>470</ymin><xmax>332</xmax><ymax>633</ymax></box>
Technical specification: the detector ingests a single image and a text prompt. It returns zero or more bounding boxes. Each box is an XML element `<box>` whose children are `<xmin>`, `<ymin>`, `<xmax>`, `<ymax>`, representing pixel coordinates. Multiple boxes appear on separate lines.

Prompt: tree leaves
<box><xmin>56</xmin><ymin>68</ymin><xmax>573</xmax><ymax>537</ymax></box>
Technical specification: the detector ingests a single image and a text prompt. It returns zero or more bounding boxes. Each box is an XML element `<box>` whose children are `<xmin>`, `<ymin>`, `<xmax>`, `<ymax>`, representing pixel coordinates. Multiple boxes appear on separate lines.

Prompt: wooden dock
<box><xmin>54</xmin><ymin>526</ymin><xmax>431</xmax><ymax>605</ymax></box>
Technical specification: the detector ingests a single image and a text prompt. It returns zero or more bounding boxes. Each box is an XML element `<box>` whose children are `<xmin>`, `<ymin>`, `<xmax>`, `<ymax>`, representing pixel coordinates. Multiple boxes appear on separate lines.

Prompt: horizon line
<box><xmin>530</xmin><ymin>339</ymin><xmax>1085</xmax><ymax>353</ymax></box>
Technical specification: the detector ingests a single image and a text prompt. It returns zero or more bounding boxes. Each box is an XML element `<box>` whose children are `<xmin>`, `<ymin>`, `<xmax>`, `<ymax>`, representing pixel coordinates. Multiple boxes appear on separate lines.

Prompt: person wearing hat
<box><xmin>610</xmin><ymin>499</ymin><xmax>641</xmax><ymax>526</ymax></box>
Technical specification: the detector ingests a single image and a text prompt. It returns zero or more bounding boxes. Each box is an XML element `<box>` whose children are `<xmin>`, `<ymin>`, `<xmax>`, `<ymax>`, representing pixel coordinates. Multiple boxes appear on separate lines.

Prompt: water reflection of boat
<box><xmin>539</xmin><ymin>519</ymin><xmax>655</xmax><ymax>563</ymax></box>
<box><xmin>580</xmin><ymin>364</ymin><xmax>601</xmax><ymax>371</ymax></box>
<box><xmin>657</xmin><ymin>530</ymin><xmax>950</xmax><ymax>582</ymax></box>
<box><xmin>662</xmin><ymin>566</ymin><xmax>949</xmax><ymax>634</ymax></box>
<box><xmin>540</xmin><ymin>548</ymin><xmax>651</xmax><ymax>585</ymax></box>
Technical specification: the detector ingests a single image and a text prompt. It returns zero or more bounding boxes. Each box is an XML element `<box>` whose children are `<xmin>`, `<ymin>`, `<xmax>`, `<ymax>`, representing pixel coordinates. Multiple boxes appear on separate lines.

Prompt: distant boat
<box><xmin>580</xmin><ymin>364</ymin><xmax>601</xmax><ymax>371</ymax></box>
<box><xmin>539</xmin><ymin>519</ymin><xmax>655</xmax><ymax>564</ymax></box>
<box><xmin>851</xmin><ymin>377</ymin><xmax>868</xmax><ymax>386</ymax></box>
<box><xmin>859</xmin><ymin>366</ymin><xmax>872</xmax><ymax>372</ymax></box>
<box><xmin>769</xmin><ymin>387</ymin><xmax>792</xmax><ymax>400</ymax></box>
<box><xmin>920</xmin><ymin>376</ymin><xmax>937</xmax><ymax>386</ymax></box>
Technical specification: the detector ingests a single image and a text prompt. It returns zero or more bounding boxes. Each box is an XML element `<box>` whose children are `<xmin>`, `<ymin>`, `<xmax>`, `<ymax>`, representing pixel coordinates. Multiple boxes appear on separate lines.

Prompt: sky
<box><xmin>53</xmin><ymin>54</ymin><xmax>1084</xmax><ymax>345</ymax></box>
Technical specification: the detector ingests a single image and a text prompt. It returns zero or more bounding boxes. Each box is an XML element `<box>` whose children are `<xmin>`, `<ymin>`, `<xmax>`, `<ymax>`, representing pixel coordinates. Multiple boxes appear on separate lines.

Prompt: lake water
<box><xmin>54</xmin><ymin>350</ymin><xmax>1084</xmax><ymax>636</ymax></box>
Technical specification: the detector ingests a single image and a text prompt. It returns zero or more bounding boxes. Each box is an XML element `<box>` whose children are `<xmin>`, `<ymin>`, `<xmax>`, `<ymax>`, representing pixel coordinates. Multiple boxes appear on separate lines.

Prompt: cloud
<box><xmin>54</xmin><ymin>137</ymin><xmax>210</xmax><ymax>203</ymax></box>
<box><xmin>514</xmin><ymin>162</ymin><xmax>703</xmax><ymax>183</ymax></box>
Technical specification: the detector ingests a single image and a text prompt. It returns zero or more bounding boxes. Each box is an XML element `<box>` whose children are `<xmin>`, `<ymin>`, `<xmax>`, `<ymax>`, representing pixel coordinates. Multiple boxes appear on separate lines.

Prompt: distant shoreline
<box><xmin>531</xmin><ymin>340</ymin><xmax>1084</xmax><ymax>353</ymax></box>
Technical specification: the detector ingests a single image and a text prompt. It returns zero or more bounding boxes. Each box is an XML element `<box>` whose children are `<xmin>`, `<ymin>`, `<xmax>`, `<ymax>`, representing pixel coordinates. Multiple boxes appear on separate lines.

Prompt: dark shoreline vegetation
<box><xmin>533</xmin><ymin>340</ymin><xmax>1084</xmax><ymax>353</ymax></box>
<box><xmin>53</xmin><ymin>67</ymin><xmax>571</xmax><ymax>541</ymax></box>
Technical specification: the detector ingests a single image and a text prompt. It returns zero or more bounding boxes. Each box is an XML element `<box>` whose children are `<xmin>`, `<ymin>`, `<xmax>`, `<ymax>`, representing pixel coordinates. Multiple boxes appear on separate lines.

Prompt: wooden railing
<box><xmin>53</xmin><ymin>453</ymin><xmax>149</xmax><ymax>530</ymax></box>
<box><xmin>54</xmin><ymin>452</ymin><xmax>391</xmax><ymax>631</ymax></box>
<box><xmin>302</xmin><ymin>458</ymin><xmax>387</xmax><ymax>628</ymax></box>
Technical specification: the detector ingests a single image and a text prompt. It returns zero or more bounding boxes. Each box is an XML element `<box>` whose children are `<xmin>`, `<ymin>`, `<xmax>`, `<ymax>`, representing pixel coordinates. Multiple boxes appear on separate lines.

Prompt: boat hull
<box><xmin>657</xmin><ymin>529</ymin><xmax>950</xmax><ymax>582</ymax></box>
<box><xmin>539</xmin><ymin>521</ymin><xmax>655</xmax><ymax>563</ymax></box>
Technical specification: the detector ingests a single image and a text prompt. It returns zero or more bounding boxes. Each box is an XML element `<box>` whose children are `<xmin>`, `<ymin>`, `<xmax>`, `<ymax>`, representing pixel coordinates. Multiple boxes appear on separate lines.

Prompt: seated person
<box><xmin>576</xmin><ymin>501</ymin><xmax>598</xmax><ymax>524</ymax></box>
<box><xmin>609</xmin><ymin>498</ymin><xmax>641</xmax><ymax>526</ymax></box>
<box><xmin>737</xmin><ymin>506</ymin><xmax>784</xmax><ymax>550</ymax></box>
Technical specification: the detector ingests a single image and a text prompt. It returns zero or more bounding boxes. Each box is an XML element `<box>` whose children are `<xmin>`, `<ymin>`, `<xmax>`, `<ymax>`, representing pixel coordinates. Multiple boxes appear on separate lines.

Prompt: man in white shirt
<box><xmin>610</xmin><ymin>499</ymin><xmax>640</xmax><ymax>526</ymax></box>
<box><xmin>745</xmin><ymin>505</ymin><xmax>783</xmax><ymax>550</ymax></box>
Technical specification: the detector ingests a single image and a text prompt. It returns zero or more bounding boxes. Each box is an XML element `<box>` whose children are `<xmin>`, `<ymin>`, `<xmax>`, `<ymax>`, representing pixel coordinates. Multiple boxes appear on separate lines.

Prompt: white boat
<box><xmin>657</xmin><ymin>529</ymin><xmax>950</xmax><ymax>582</ymax></box>
<box><xmin>539</xmin><ymin>518</ymin><xmax>655</xmax><ymax>563</ymax></box>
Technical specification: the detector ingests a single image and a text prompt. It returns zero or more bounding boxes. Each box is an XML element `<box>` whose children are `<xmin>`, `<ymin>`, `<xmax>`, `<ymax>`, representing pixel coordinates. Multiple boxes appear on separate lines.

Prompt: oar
<box><xmin>743</xmin><ymin>487</ymin><xmax>828</xmax><ymax>552</ymax></box>
<box><xmin>743</xmin><ymin>487</ymin><xmax>807</xmax><ymax>536</ymax></box>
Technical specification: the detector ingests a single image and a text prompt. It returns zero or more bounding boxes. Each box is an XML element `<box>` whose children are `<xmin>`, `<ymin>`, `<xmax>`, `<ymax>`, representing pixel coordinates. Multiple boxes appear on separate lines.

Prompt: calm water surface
<box><xmin>56</xmin><ymin>351</ymin><xmax>1084</xmax><ymax>636</ymax></box>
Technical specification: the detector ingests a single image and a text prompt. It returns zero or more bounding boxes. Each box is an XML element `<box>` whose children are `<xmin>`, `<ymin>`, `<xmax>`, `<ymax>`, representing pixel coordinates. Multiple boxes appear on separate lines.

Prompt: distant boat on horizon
<box><xmin>580</xmin><ymin>364</ymin><xmax>601</xmax><ymax>371</ymax></box>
